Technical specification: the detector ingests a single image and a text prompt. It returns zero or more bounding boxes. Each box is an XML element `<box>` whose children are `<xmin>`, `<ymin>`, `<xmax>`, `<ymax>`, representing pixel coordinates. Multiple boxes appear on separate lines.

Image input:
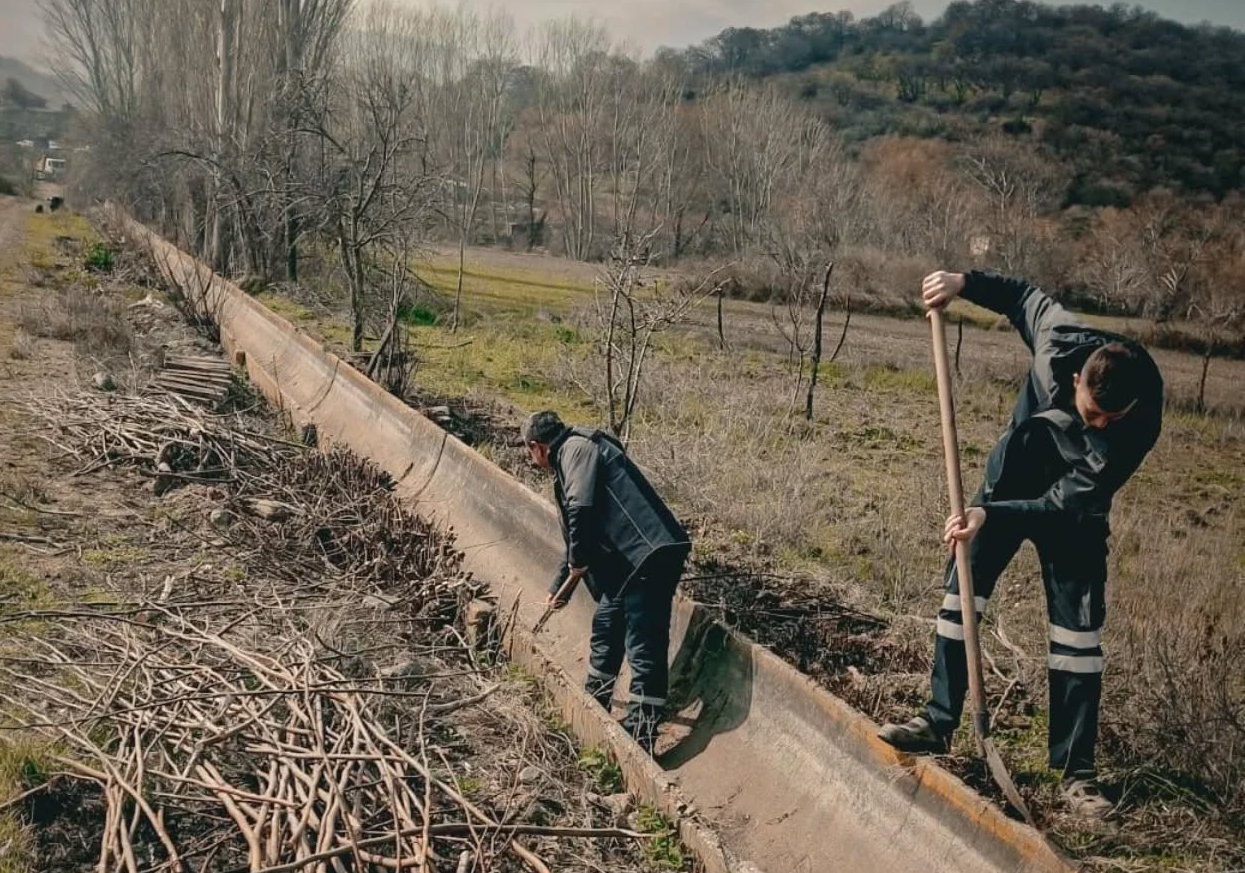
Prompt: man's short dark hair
<box><xmin>1082</xmin><ymin>342</ymin><xmax>1144</xmax><ymax>413</ymax></box>
<box><xmin>521</xmin><ymin>410</ymin><xmax>565</xmax><ymax>445</ymax></box>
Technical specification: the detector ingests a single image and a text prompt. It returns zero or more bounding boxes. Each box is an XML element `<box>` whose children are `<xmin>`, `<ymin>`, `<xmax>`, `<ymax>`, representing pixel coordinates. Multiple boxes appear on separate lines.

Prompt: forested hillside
<box><xmin>0</xmin><ymin>56</ymin><xmax>69</xmax><ymax>111</ymax></box>
<box><xmin>669</xmin><ymin>0</ymin><xmax>1245</xmax><ymax>206</ymax></box>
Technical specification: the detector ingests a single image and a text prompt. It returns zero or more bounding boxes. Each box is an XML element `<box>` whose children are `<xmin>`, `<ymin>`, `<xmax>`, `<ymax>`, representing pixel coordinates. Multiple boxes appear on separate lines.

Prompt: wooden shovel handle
<box><xmin>928</xmin><ymin>308</ymin><xmax>990</xmax><ymax>740</ymax></box>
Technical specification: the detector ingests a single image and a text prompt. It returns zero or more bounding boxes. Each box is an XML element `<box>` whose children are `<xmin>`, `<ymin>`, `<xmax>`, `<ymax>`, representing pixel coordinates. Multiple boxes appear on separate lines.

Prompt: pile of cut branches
<box><xmin>0</xmin><ymin>596</ymin><xmax>635</xmax><ymax>873</ymax></box>
<box><xmin>221</xmin><ymin>448</ymin><xmax>463</xmax><ymax>614</ymax></box>
<box><xmin>27</xmin><ymin>391</ymin><xmax>294</xmax><ymax>491</ymax></box>
<box><xmin>26</xmin><ymin>391</ymin><xmax>466</xmax><ymax>616</ymax></box>
<box><xmin>2</xmin><ymin>387</ymin><xmax>658</xmax><ymax>872</ymax></box>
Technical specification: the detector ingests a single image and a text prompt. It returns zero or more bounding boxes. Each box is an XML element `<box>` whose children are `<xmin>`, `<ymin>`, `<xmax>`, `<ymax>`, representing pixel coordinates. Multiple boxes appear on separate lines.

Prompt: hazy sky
<box><xmin>3</xmin><ymin>0</ymin><xmax>1244</xmax><ymax>65</ymax></box>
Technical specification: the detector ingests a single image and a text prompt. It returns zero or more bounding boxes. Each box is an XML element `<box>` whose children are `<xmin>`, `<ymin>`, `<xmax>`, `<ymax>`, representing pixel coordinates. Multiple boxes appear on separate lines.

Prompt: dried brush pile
<box><xmin>4</xmin><ymin>389</ymin><xmax>659</xmax><ymax>873</ymax></box>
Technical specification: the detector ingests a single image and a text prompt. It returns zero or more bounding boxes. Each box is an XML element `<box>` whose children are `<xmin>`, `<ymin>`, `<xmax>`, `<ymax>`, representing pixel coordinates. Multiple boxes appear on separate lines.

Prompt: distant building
<box><xmin>35</xmin><ymin>155</ymin><xmax>67</xmax><ymax>180</ymax></box>
<box><xmin>16</xmin><ymin>139</ymin><xmax>35</xmax><ymax>149</ymax></box>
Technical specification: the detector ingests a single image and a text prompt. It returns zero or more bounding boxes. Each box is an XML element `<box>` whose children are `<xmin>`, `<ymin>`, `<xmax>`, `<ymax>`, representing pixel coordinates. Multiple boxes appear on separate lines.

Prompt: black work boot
<box><xmin>878</xmin><ymin>716</ymin><xmax>951</xmax><ymax>754</ymax></box>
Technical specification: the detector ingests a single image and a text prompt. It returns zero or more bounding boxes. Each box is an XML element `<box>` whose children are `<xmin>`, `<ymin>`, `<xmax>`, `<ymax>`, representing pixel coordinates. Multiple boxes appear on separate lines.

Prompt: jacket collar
<box><xmin>547</xmin><ymin>425</ymin><xmax>573</xmax><ymax>467</ymax></box>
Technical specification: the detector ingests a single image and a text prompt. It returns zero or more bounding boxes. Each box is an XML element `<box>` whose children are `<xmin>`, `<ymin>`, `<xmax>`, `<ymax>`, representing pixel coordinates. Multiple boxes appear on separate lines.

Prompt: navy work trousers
<box><xmin>926</xmin><ymin>426</ymin><xmax>1107</xmax><ymax>779</ymax></box>
<box><xmin>583</xmin><ymin>558</ymin><xmax>683</xmax><ymax>750</ymax></box>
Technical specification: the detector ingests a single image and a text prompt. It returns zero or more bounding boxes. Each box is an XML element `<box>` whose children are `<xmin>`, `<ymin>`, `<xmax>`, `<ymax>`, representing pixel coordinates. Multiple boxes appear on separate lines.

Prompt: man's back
<box><xmin>553</xmin><ymin>427</ymin><xmax>689</xmax><ymax>595</ymax></box>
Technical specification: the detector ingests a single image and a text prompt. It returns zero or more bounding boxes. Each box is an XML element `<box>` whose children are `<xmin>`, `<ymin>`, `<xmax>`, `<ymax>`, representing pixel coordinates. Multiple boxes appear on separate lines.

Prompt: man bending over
<box><xmin>879</xmin><ymin>271</ymin><xmax>1163</xmax><ymax>818</ymax></box>
<box><xmin>522</xmin><ymin>411</ymin><xmax>691</xmax><ymax>753</ymax></box>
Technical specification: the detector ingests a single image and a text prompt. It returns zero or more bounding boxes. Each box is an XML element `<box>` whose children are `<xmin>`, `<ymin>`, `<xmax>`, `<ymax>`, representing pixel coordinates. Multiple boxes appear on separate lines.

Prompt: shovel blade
<box><xmin>983</xmin><ymin>737</ymin><xmax>1034</xmax><ymax>825</ymax></box>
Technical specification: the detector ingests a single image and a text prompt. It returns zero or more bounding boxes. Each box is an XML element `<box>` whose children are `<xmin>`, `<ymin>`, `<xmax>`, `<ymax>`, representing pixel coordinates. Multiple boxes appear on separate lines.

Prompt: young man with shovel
<box><xmin>521</xmin><ymin>410</ymin><xmax>691</xmax><ymax>753</ymax></box>
<box><xmin>878</xmin><ymin>271</ymin><xmax>1163</xmax><ymax>818</ymax></box>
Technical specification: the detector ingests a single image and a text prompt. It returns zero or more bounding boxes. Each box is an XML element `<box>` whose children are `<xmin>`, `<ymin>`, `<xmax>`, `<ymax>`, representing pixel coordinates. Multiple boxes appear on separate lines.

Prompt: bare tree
<box><xmin>1132</xmin><ymin>192</ymin><xmax>1220</xmax><ymax>323</ymax></box>
<box><xmin>505</xmin><ymin>108</ymin><xmax>549</xmax><ymax>251</ymax></box>
<box><xmin>422</xmin><ymin>7</ymin><xmax>518</xmax><ymax>330</ymax></box>
<box><xmin>765</xmin><ymin>134</ymin><xmax>859</xmax><ymax>414</ymax></box>
<box><xmin>309</xmin><ymin>3</ymin><xmax>439</xmax><ymax>352</ymax></box>
<box><xmin>44</xmin><ymin>0</ymin><xmax>355</xmax><ymax>284</ymax></box>
<box><xmin>532</xmin><ymin>19</ymin><xmax>613</xmax><ymax>261</ymax></box>
<box><xmin>703</xmin><ymin>84</ymin><xmax>827</xmax><ymax>257</ymax></box>
<box><xmin>715</xmin><ymin>283</ymin><xmax>728</xmax><ymax>350</ymax></box>
<box><xmin>962</xmin><ymin>135</ymin><xmax>1067</xmax><ymax>282</ymax></box>
<box><xmin>1185</xmin><ymin>199</ymin><xmax>1244</xmax><ymax>412</ymax></box>
<box><xmin>1078</xmin><ymin>207</ymin><xmax>1149</xmax><ymax>312</ymax></box>
<box><xmin>588</xmin><ymin>227</ymin><xmax>727</xmax><ymax>442</ymax></box>
<box><xmin>805</xmin><ymin>262</ymin><xmax>843</xmax><ymax>421</ymax></box>
<box><xmin>771</xmin><ymin>264</ymin><xmax>840</xmax><ymax>417</ymax></box>
<box><xmin>861</xmin><ymin>138</ymin><xmax>978</xmax><ymax>266</ymax></box>
<box><xmin>41</xmin><ymin>0</ymin><xmax>150</xmax><ymax>120</ymax></box>
<box><xmin>601</xmin><ymin>59</ymin><xmax>685</xmax><ymax>250</ymax></box>
<box><xmin>273</xmin><ymin>0</ymin><xmax>355</xmax><ymax>282</ymax></box>
<box><xmin>1191</xmin><ymin>295</ymin><xmax>1242</xmax><ymax>415</ymax></box>
<box><xmin>654</xmin><ymin>101</ymin><xmax>712</xmax><ymax>260</ymax></box>
<box><xmin>365</xmin><ymin>240</ymin><xmax>424</xmax><ymax>398</ymax></box>
<box><xmin>210</xmin><ymin>0</ymin><xmax>240</xmax><ymax>272</ymax></box>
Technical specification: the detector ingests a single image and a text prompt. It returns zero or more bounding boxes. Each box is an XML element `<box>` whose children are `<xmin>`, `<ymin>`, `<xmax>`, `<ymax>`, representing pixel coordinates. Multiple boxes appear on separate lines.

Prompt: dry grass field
<box><xmin>263</xmin><ymin>243</ymin><xmax>1245</xmax><ymax>871</ymax></box>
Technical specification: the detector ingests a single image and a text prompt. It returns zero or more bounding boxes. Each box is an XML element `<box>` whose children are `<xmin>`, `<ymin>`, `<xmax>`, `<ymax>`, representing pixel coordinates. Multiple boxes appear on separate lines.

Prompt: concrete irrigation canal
<box><xmin>125</xmin><ymin>210</ymin><xmax>1074</xmax><ymax>873</ymax></box>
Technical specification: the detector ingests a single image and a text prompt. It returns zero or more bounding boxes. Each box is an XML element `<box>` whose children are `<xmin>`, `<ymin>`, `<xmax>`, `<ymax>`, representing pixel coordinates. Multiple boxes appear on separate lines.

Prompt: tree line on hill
<box><xmin>670</xmin><ymin>0</ymin><xmax>1245</xmax><ymax>206</ymax></box>
<box><xmin>2</xmin><ymin>77</ymin><xmax>48</xmax><ymax>110</ymax></box>
<box><xmin>45</xmin><ymin>0</ymin><xmax>1242</xmax><ymax>367</ymax></box>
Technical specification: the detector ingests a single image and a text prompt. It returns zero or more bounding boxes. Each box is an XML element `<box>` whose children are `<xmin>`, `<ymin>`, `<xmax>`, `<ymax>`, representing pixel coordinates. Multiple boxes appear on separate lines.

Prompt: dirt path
<box><xmin>0</xmin><ymin>196</ymin><xmax>87</xmax><ymax>515</ymax></box>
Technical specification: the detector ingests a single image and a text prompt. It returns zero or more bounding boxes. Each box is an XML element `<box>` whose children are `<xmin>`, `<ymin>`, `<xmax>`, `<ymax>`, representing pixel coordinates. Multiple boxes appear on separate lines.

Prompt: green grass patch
<box><xmin>634</xmin><ymin>805</ymin><xmax>686</xmax><ymax>870</ymax></box>
<box><xmin>577</xmin><ymin>746</ymin><xmax>624</xmax><ymax>794</ymax></box>
<box><xmin>0</xmin><ymin>812</ymin><xmax>35</xmax><ymax>873</ymax></box>
<box><xmin>0</xmin><ymin>553</ymin><xmax>55</xmax><ymax>614</ymax></box>
<box><xmin>319</xmin><ymin>322</ymin><xmax>355</xmax><ymax>348</ymax></box>
<box><xmin>992</xmin><ymin>709</ymin><xmax>1062</xmax><ymax>788</ymax></box>
<box><xmin>553</xmin><ymin>325</ymin><xmax>580</xmax><ymax>345</ymax></box>
<box><xmin>81</xmin><ymin>545</ymin><xmax>149</xmax><ymax>571</ymax></box>
<box><xmin>861</xmin><ymin>364</ymin><xmax>938</xmax><ymax>394</ymax></box>
<box><xmin>416</xmin><ymin>258</ymin><xmax>593</xmax><ymax>317</ymax></box>
<box><xmin>945</xmin><ymin>298</ymin><xmax>1005</xmax><ymax>330</ymax></box>
<box><xmin>25</xmin><ymin>211</ymin><xmax>96</xmax><ymax>253</ymax></box>
<box><xmin>0</xmin><ymin>677</ymin><xmax>59</xmax><ymax>872</ymax></box>
<box><xmin>409</xmin><ymin>321</ymin><xmax>589</xmax><ymax>417</ymax></box>
<box><xmin>541</xmin><ymin>707</ymin><xmax>572</xmax><ymax>735</ymax></box>
<box><xmin>16</xmin><ymin>211</ymin><xmax>103</xmax><ymax>293</ymax></box>
<box><xmin>422</xmin><ymin>257</ymin><xmax>592</xmax><ymax>295</ymax></box>
<box><xmin>84</xmin><ymin>241</ymin><xmax>114</xmax><ymax>273</ymax></box>
<box><xmin>504</xmin><ymin>662</ymin><xmax>540</xmax><ymax>691</ymax></box>
<box><xmin>456</xmin><ymin>775</ymin><xmax>483</xmax><ymax>798</ymax></box>
<box><xmin>0</xmin><ymin>572</ymin><xmax>60</xmax><ymax>871</ymax></box>
<box><xmin>255</xmin><ymin>291</ymin><xmax>315</xmax><ymax>323</ymax></box>
<box><xmin>397</xmin><ymin>302</ymin><xmax>439</xmax><ymax>327</ymax></box>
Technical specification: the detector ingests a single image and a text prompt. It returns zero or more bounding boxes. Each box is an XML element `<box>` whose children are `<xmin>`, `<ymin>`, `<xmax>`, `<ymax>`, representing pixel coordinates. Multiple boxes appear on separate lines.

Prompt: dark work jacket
<box><xmin>962</xmin><ymin>272</ymin><xmax>1163</xmax><ymax>532</ymax></box>
<box><xmin>547</xmin><ymin>426</ymin><xmax>691</xmax><ymax>600</ymax></box>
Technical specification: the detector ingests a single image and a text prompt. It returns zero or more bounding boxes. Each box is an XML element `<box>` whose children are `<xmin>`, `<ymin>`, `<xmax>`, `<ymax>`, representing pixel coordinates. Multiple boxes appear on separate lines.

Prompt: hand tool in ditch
<box><xmin>533</xmin><ymin>574</ymin><xmax>577</xmax><ymax>634</ymax></box>
<box><xmin>928</xmin><ymin>306</ymin><xmax>1034</xmax><ymax>825</ymax></box>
